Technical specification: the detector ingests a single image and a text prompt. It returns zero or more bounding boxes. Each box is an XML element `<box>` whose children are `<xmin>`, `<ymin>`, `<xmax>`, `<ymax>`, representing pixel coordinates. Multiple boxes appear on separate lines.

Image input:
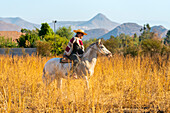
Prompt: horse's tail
<box><xmin>42</xmin><ymin>67</ymin><xmax>46</xmax><ymax>83</ymax></box>
<box><xmin>43</xmin><ymin>67</ymin><xmax>45</xmax><ymax>75</ymax></box>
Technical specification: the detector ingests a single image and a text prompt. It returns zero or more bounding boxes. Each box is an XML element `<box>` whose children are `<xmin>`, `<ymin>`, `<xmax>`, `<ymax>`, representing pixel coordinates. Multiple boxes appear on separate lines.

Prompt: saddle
<box><xmin>60</xmin><ymin>55</ymin><xmax>72</xmax><ymax>63</ymax></box>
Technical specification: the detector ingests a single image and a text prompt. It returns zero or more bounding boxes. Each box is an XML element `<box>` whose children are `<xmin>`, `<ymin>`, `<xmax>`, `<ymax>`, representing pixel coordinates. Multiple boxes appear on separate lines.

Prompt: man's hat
<box><xmin>73</xmin><ymin>29</ymin><xmax>87</xmax><ymax>35</ymax></box>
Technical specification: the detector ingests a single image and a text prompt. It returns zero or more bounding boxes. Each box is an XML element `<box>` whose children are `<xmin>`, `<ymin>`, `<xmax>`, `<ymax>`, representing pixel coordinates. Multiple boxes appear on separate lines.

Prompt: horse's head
<box><xmin>95</xmin><ymin>39</ymin><xmax>112</xmax><ymax>57</ymax></box>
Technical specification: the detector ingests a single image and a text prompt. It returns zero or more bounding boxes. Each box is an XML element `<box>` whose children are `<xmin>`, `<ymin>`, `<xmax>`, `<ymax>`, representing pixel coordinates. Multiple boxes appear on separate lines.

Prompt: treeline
<box><xmin>0</xmin><ymin>23</ymin><xmax>74</xmax><ymax>56</ymax></box>
<box><xmin>0</xmin><ymin>23</ymin><xmax>170</xmax><ymax>57</ymax></box>
<box><xmin>102</xmin><ymin>24</ymin><xmax>170</xmax><ymax>57</ymax></box>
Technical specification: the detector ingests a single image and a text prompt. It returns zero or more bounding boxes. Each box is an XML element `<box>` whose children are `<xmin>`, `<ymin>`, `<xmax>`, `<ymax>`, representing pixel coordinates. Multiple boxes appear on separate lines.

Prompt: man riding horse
<box><xmin>64</xmin><ymin>29</ymin><xmax>87</xmax><ymax>77</ymax></box>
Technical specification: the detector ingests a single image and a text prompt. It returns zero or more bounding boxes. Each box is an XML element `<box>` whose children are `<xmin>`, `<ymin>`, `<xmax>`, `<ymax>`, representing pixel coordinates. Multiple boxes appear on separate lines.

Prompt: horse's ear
<box><xmin>97</xmin><ymin>39</ymin><xmax>101</xmax><ymax>45</ymax></box>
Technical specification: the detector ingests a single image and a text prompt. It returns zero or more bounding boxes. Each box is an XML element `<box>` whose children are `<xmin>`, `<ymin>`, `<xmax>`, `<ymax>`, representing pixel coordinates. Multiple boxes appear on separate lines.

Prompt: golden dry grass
<box><xmin>0</xmin><ymin>54</ymin><xmax>169</xmax><ymax>112</ymax></box>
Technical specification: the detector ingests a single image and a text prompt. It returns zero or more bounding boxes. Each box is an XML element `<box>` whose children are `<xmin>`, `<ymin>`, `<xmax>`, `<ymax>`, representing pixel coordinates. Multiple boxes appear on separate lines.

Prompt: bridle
<box><xmin>89</xmin><ymin>44</ymin><xmax>112</xmax><ymax>58</ymax></box>
<box><xmin>89</xmin><ymin>44</ymin><xmax>105</xmax><ymax>55</ymax></box>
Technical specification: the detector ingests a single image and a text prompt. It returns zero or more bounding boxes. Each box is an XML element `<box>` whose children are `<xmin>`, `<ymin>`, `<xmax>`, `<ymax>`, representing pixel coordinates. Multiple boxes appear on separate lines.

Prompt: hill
<box><xmin>0</xmin><ymin>31</ymin><xmax>25</xmax><ymax>42</ymax></box>
<box><xmin>49</xmin><ymin>13</ymin><xmax>119</xmax><ymax>31</ymax></box>
<box><xmin>151</xmin><ymin>25</ymin><xmax>168</xmax><ymax>38</ymax></box>
<box><xmin>78</xmin><ymin>13</ymin><xmax>119</xmax><ymax>30</ymax></box>
<box><xmin>98</xmin><ymin>23</ymin><xmax>169</xmax><ymax>40</ymax></box>
<box><xmin>83</xmin><ymin>28</ymin><xmax>109</xmax><ymax>40</ymax></box>
<box><xmin>0</xmin><ymin>15</ymin><xmax>168</xmax><ymax>40</ymax></box>
<box><xmin>0</xmin><ymin>17</ymin><xmax>40</xmax><ymax>30</ymax></box>
<box><xmin>99</xmin><ymin>23</ymin><xmax>142</xmax><ymax>40</ymax></box>
<box><xmin>0</xmin><ymin>21</ymin><xmax>21</xmax><ymax>31</ymax></box>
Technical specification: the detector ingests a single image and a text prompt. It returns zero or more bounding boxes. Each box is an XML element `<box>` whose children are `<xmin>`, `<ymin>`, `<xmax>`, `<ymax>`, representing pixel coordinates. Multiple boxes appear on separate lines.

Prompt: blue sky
<box><xmin>0</xmin><ymin>0</ymin><xmax>170</xmax><ymax>29</ymax></box>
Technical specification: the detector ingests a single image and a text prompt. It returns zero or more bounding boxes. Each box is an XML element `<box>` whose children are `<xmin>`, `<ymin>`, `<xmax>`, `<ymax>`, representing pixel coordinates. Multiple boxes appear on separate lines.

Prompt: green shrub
<box><xmin>123</xmin><ymin>45</ymin><xmax>139</xmax><ymax>57</ymax></box>
<box><xmin>17</xmin><ymin>33</ymin><xmax>40</xmax><ymax>48</ymax></box>
<box><xmin>44</xmin><ymin>34</ymin><xmax>69</xmax><ymax>55</ymax></box>
<box><xmin>0</xmin><ymin>36</ymin><xmax>17</xmax><ymax>48</ymax></box>
<box><xmin>141</xmin><ymin>39</ymin><xmax>162</xmax><ymax>55</ymax></box>
<box><xmin>56</xmin><ymin>26</ymin><xmax>74</xmax><ymax>40</ymax></box>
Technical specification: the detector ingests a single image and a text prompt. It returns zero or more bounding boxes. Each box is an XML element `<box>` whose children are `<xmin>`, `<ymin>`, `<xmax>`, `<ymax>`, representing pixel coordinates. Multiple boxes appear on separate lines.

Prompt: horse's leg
<box><xmin>42</xmin><ymin>73</ymin><xmax>52</xmax><ymax>87</ymax></box>
<box><xmin>84</xmin><ymin>76</ymin><xmax>89</xmax><ymax>90</ymax></box>
<box><xmin>57</xmin><ymin>78</ymin><xmax>62</xmax><ymax>89</ymax></box>
<box><xmin>83</xmin><ymin>76</ymin><xmax>89</xmax><ymax>102</ymax></box>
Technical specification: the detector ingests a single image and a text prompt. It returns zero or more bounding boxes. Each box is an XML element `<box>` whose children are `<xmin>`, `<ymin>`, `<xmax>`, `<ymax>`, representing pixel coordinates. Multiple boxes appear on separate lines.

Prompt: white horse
<box><xmin>42</xmin><ymin>39</ymin><xmax>112</xmax><ymax>89</ymax></box>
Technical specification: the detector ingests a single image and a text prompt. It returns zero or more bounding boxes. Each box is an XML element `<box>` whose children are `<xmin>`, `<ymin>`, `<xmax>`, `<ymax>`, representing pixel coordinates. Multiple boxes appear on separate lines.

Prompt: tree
<box><xmin>83</xmin><ymin>38</ymin><xmax>97</xmax><ymax>50</ymax></box>
<box><xmin>164</xmin><ymin>30</ymin><xmax>170</xmax><ymax>45</ymax></box>
<box><xmin>141</xmin><ymin>39</ymin><xmax>162</xmax><ymax>55</ymax></box>
<box><xmin>103</xmin><ymin>36</ymin><xmax>119</xmax><ymax>54</ymax></box>
<box><xmin>139</xmin><ymin>24</ymin><xmax>154</xmax><ymax>41</ymax></box>
<box><xmin>133</xmin><ymin>33</ymin><xmax>139</xmax><ymax>46</ymax></box>
<box><xmin>56</xmin><ymin>26</ymin><xmax>74</xmax><ymax>39</ymax></box>
<box><xmin>17</xmin><ymin>35</ymin><xmax>27</xmax><ymax>47</ymax></box>
<box><xmin>39</xmin><ymin>23</ymin><xmax>54</xmax><ymax>38</ymax></box>
<box><xmin>17</xmin><ymin>28</ymin><xmax>40</xmax><ymax>48</ymax></box>
<box><xmin>21</xmin><ymin>28</ymin><xmax>31</xmax><ymax>34</ymax></box>
<box><xmin>44</xmin><ymin>34</ymin><xmax>69</xmax><ymax>55</ymax></box>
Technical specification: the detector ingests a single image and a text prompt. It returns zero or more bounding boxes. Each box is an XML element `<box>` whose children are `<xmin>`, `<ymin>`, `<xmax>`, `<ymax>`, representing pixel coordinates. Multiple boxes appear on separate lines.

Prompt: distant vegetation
<box><xmin>0</xmin><ymin>36</ymin><xmax>17</xmax><ymax>48</ymax></box>
<box><xmin>17</xmin><ymin>23</ymin><xmax>73</xmax><ymax>56</ymax></box>
<box><xmin>103</xmin><ymin>24</ymin><xmax>170</xmax><ymax>57</ymax></box>
<box><xmin>0</xmin><ymin>23</ymin><xmax>170</xmax><ymax>57</ymax></box>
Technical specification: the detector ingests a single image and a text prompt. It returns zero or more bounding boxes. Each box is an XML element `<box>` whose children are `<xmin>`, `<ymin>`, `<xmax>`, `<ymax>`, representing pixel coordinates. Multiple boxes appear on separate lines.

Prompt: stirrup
<box><xmin>60</xmin><ymin>56</ymin><xmax>72</xmax><ymax>63</ymax></box>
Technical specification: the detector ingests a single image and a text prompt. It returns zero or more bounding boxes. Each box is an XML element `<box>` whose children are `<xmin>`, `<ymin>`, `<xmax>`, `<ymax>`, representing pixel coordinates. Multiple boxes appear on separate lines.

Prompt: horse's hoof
<box><xmin>72</xmin><ymin>73</ymin><xmax>78</xmax><ymax>79</ymax></box>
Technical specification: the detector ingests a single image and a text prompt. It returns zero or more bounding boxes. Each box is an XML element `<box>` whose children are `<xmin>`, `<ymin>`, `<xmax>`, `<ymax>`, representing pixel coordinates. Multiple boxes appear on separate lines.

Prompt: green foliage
<box><xmin>0</xmin><ymin>36</ymin><xmax>17</xmax><ymax>48</ymax></box>
<box><xmin>103</xmin><ymin>36</ymin><xmax>119</xmax><ymax>54</ymax></box>
<box><xmin>18</xmin><ymin>26</ymin><xmax>71</xmax><ymax>55</ymax></box>
<box><xmin>17</xmin><ymin>32</ymin><xmax>40</xmax><ymax>48</ymax></box>
<box><xmin>161</xmin><ymin>45</ymin><xmax>170</xmax><ymax>56</ymax></box>
<box><xmin>56</xmin><ymin>26</ymin><xmax>74</xmax><ymax>40</ymax></box>
<box><xmin>83</xmin><ymin>38</ymin><xmax>97</xmax><ymax>49</ymax></box>
<box><xmin>164</xmin><ymin>30</ymin><xmax>170</xmax><ymax>45</ymax></box>
<box><xmin>123</xmin><ymin>43</ymin><xmax>139</xmax><ymax>57</ymax></box>
<box><xmin>141</xmin><ymin>39</ymin><xmax>162</xmax><ymax>55</ymax></box>
<box><xmin>21</xmin><ymin>28</ymin><xmax>31</xmax><ymax>34</ymax></box>
<box><xmin>27</xmin><ymin>34</ymin><xmax>40</xmax><ymax>47</ymax></box>
<box><xmin>17</xmin><ymin>35</ymin><xmax>27</xmax><ymax>47</ymax></box>
<box><xmin>12</xmin><ymin>22</ymin><xmax>170</xmax><ymax>57</ymax></box>
<box><xmin>102</xmin><ymin>34</ymin><xmax>140</xmax><ymax>56</ymax></box>
<box><xmin>139</xmin><ymin>24</ymin><xmax>154</xmax><ymax>41</ymax></box>
<box><xmin>39</xmin><ymin>23</ymin><xmax>54</xmax><ymax>38</ymax></box>
<box><xmin>44</xmin><ymin>35</ymin><xmax>69</xmax><ymax>55</ymax></box>
<box><xmin>98</xmin><ymin>29</ymin><xmax>169</xmax><ymax>57</ymax></box>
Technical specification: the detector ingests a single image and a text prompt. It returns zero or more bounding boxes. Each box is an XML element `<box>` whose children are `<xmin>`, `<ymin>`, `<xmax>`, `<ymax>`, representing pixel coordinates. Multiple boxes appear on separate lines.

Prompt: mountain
<box><xmin>49</xmin><ymin>21</ymin><xmax>85</xmax><ymax>31</ymax></box>
<box><xmin>99</xmin><ymin>23</ymin><xmax>142</xmax><ymax>40</ymax></box>
<box><xmin>151</xmin><ymin>25</ymin><xmax>168</xmax><ymax>38</ymax></box>
<box><xmin>83</xmin><ymin>28</ymin><xmax>109</xmax><ymax>40</ymax></box>
<box><xmin>0</xmin><ymin>15</ymin><xmax>168</xmax><ymax>40</ymax></box>
<box><xmin>49</xmin><ymin>13</ymin><xmax>119</xmax><ymax>31</ymax></box>
<box><xmin>78</xmin><ymin>13</ymin><xmax>119</xmax><ymax>30</ymax></box>
<box><xmin>0</xmin><ymin>21</ymin><xmax>21</xmax><ymax>31</ymax></box>
<box><xmin>0</xmin><ymin>13</ymin><xmax>119</xmax><ymax>31</ymax></box>
<box><xmin>0</xmin><ymin>17</ymin><xmax>40</xmax><ymax>30</ymax></box>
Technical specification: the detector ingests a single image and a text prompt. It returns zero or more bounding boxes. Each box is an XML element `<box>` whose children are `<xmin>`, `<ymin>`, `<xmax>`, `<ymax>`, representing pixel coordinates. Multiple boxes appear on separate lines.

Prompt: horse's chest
<box><xmin>89</xmin><ymin>69</ymin><xmax>94</xmax><ymax>76</ymax></box>
<box><xmin>84</xmin><ymin>61</ymin><xmax>96</xmax><ymax>76</ymax></box>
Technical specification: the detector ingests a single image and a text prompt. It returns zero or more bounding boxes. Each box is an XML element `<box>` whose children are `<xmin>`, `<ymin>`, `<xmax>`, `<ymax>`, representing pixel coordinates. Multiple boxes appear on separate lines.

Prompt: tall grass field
<box><xmin>0</xmin><ymin>54</ymin><xmax>169</xmax><ymax>112</ymax></box>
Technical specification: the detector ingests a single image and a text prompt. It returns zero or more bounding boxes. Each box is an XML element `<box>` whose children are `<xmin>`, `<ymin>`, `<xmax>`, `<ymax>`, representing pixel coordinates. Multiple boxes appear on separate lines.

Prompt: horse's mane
<box><xmin>85</xmin><ymin>42</ymin><xmax>96</xmax><ymax>52</ymax></box>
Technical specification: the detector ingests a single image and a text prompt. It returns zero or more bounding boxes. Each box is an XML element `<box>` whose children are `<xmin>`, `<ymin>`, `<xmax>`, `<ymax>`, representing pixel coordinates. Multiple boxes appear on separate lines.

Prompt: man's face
<box><xmin>77</xmin><ymin>33</ymin><xmax>84</xmax><ymax>39</ymax></box>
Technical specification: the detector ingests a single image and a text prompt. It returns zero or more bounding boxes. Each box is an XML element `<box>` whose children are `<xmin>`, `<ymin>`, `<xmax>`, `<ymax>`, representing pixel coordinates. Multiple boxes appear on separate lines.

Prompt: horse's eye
<box><xmin>101</xmin><ymin>46</ymin><xmax>104</xmax><ymax>48</ymax></box>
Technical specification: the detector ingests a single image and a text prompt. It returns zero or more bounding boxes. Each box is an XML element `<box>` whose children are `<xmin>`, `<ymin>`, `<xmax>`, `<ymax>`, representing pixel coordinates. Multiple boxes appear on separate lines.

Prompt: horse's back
<box><xmin>43</xmin><ymin>58</ymin><xmax>71</xmax><ymax>76</ymax></box>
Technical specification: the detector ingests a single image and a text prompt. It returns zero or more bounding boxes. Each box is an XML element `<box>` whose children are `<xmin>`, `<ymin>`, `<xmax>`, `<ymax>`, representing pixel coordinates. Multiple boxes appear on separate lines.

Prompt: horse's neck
<box><xmin>82</xmin><ymin>48</ymin><xmax>97</xmax><ymax>62</ymax></box>
<box><xmin>81</xmin><ymin>48</ymin><xmax>97</xmax><ymax>75</ymax></box>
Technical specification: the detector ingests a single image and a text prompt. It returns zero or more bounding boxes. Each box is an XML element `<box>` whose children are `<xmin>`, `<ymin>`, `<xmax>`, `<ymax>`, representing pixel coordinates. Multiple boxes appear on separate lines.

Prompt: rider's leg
<box><xmin>68</xmin><ymin>54</ymin><xmax>80</xmax><ymax>73</ymax></box>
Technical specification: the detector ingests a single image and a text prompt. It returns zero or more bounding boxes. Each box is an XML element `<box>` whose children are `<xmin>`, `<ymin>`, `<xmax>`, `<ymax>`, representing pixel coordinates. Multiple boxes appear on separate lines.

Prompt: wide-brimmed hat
<box><xmin>73</xmin><ymin>29</ymin><xmax>87</xmax><ymax>35</ymax></box>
